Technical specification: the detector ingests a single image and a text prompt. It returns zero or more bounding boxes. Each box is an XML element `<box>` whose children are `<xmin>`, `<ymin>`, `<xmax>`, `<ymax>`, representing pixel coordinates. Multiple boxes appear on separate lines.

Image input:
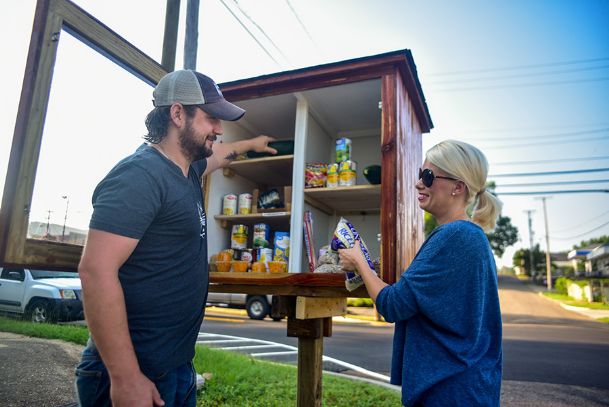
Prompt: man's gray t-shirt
<box><xmin>89</xmin><ymin>143</ymin><xmax>208</xmax><ymax>376</ymax></box>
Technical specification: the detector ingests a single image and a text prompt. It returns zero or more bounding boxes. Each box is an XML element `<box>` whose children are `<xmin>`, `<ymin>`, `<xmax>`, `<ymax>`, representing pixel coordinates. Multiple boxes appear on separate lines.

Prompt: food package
<box><xmin>305</xmin><ymin>163</ymin><xmax>327</xmax><ymax>188</ymax></box>
<box><xmin>330</xmin><ymin>217</ymin><xmax>377</xmax><ymax>291</ymax></box>
<box><xmin>273</xmin><ymin>232</ymin><xmax>290</xmax><ymax>263</ymax></box>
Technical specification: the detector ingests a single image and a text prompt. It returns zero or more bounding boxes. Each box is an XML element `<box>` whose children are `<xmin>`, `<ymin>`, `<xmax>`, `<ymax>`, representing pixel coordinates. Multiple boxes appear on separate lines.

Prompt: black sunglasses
<box><xmin>418</xmin><ymin>168</ymin><xmax>459</xmax><ymax>188</ymax></box>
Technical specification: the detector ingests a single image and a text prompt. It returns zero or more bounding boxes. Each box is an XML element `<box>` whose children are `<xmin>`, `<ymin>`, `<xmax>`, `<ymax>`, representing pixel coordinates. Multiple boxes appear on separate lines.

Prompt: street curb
<box><xmin>536</xmin><ymin>292</ymin><xmax>609</xmax><ymax>321</ymax></box>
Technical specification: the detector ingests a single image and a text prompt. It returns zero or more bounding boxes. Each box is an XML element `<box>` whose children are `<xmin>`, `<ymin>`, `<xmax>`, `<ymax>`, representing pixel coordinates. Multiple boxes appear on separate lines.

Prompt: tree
<box><xmin>486</xmin><ymin>215</ymin><xmax>518</xmax><ymax>257</ymax></box>
<box><xmin>573</xmin><ymin>235</ymin><xmax>609</xmax><ymax>250</ymax></box>
<box><xmin>513</xmin><ymin>244</ymin><xmax>544</xmax><ymax>276</ymax></box>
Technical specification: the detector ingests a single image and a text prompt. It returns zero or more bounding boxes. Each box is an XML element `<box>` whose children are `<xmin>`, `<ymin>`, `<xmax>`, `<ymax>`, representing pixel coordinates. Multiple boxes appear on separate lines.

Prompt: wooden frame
<box><xmin>0</xmin><ymin>0</ymin><xmax>166</xmax><ymax>269</ymax></box>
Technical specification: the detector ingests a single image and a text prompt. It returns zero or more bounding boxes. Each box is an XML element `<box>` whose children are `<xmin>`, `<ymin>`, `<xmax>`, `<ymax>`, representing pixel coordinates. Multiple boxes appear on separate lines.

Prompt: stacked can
<box><xmin>222</xmin><ymin>194</ymin><xmax>237</xmax><ymax>215</ymax></box>
<box><xmin>238</xmin><ymin>193</ymin><xmax>253</xmax><ymax>214</ymax></box>
<box><xmin>335</xmin><ymin>137</ymin><xmax>356</xmax><ymax>187</ymax></box>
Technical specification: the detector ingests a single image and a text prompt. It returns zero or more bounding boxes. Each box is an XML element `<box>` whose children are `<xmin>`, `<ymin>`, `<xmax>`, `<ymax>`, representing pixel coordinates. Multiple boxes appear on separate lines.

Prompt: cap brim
<box><xmin>199</xmin><ymin>100</ymin><xmax>245</xmax><ymax>121</ymax></box>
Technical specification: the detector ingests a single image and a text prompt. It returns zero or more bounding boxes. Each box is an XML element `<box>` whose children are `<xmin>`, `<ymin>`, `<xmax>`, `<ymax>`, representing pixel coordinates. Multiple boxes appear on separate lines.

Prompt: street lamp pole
<box><xmin>61</xmin><ymin>195</ymin><xmax>69</xmax><ymax>242</ymax></box>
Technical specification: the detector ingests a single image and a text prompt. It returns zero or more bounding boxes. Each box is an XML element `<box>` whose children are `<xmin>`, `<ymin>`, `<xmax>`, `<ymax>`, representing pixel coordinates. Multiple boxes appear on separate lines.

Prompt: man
<box><xmin>76</xmin><ymin>70</ymin><xmax>276</xmax><ymax>406</ymax></box>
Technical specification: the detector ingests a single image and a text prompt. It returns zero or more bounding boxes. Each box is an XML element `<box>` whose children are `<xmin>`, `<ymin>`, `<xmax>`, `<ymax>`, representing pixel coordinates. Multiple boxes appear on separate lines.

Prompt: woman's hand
<box><xmin>338</xmin><ymin>240</ymin><xmax>366</xmax><ymax>271</ymax></box>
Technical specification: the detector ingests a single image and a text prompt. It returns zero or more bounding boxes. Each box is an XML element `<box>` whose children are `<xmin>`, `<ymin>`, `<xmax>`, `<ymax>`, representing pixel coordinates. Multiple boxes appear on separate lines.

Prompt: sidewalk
<box><xmin>532</xmin><ymin>288</ymin><xmax>609</xmax><ymax>322</ymax></box>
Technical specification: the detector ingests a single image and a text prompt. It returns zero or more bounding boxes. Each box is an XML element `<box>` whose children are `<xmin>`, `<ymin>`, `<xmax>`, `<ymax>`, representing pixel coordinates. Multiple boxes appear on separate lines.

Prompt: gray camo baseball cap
<box><xmin>153</xmin><ymin>70</ymin><xmax>245</xmax><ymax>121</ymax></box>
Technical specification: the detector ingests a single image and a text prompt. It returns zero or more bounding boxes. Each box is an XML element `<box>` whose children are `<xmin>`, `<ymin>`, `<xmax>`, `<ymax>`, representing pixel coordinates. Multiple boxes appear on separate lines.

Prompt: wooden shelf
<box><xmin>214</xmin><ymin>211</ymin><xmax>291</xmax><ymax>228</ymax></box>
<box><xmin>209</xmin><ymin>271</ymin><xmax>369</xmax><ymax>298</ymax></box>
<box><xmin>304</xmin><ymin>184</ymin><xmax>381</xmax><ymax>215</ymax></box>
<box><xmin>225</xmin><ymin>155</ymin><xmax>294</xmax><ymax>186</ymax></box>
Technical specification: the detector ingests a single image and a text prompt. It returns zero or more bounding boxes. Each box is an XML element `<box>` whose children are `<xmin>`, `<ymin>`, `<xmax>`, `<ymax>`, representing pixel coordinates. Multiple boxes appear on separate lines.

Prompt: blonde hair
<box><xmin>426</xmin><ymin>139</ymin><xmax>503</xmax><ymax>231</ymax></box>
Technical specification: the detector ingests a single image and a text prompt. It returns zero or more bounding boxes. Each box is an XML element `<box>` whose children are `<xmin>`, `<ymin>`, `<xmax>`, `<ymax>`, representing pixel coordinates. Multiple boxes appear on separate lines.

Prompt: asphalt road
<box><xmin>201</xmin><ymin>275</ymin><xmax>609</xmax><ymax>405</ymax></box>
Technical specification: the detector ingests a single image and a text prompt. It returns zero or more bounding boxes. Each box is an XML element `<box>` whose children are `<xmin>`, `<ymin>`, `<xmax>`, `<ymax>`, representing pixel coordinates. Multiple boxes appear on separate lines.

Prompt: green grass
<box><xmin>0</xmin><ymin>316</ymin><xmax>400</xmax><ymax>406</ymax></box>
<box><xmin>598</xmin><ymin>317</ymin><xmax>609</xmax><ymax>324</ymax></box>
<box><xmin>0</xmin><ymin>316</ymin><xmax>89</xmax><ymax>345</ymax></box>
<box><xmin>542</xmin><ymin>292</ymin><xmax>609</xmax><ymax>310</ymax></box>
<box><xmin>194</xmin><ymin>346</ymin><xmax>400</xmax><ymax>406</ymax></box>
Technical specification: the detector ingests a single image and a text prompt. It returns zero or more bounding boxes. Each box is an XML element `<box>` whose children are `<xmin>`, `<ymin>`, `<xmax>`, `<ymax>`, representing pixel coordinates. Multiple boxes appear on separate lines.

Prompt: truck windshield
<box><xmin>30</xmin><ymin>270</ymin><xmax>78</xmax><ymax>279</ymax></box>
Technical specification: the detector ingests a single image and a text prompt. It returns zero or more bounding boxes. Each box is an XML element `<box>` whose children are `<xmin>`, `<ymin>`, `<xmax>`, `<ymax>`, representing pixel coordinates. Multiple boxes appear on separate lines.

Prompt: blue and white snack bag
<box><xmin>330</xmin><ymin>217</ymin><xmax>376</xmax><ymax>291</ymax></box>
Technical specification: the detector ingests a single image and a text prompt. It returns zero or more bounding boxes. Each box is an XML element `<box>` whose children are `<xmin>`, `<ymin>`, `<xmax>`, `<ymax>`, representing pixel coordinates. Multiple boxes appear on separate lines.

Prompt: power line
<box><xmin>430</xmin><ymin>64</ymin><xmax>609</xmax><ymax>85</ymax></box>
<box><xmin>285</xmin><ymin>0</ymin><xmax>322</xmax><ymax>55</ymax></box>
<box><xmin>490</xmin><ymin>167</ymin><xmax>609</xmax><ymax>178</ymax></box>
<box><xmin>549</xmin><ymin>220</ymin><xmax>609</xmax><ymax>240</ymax></box>
<box><xmin>428</xmin><ymin>56</ymin><xmax>609</xmax><ymax>77</ymax></box>
<box><xmin>218</xmin><ymin>0</ymin><xmax>281</xmax><ymax>66</ymax></box>
<box><xmin>495</xmin><ymin>189</ymin><xmax>609</xmax><ymax>195</ymax></box>
<box><xmin>230</xmin><ymin>0</ymin><xmax>290</xmax><ymax>64</ymax></box>
<box><xmin>433</xmin><ymin>76</ymin><xmax>609</xmax><ymax>92</ymax></box>
<box><xmin>551</xmin><ymin>209</ymin><xmax>609</xmax><ymax>233</ymax></box>
<box><xmin>466</xmin><ymin>127</ymin><xmax>609</xmax><ymax>142</ymax></box>
<box><xmin>495</xmin><ymin>179</ymin><xmax>609</xmax><ymax>188</ymax></box>
<box><xmin>492</xmin><ymin>155</ymin><xmax>609</xmax><ymax>166</ymax></box>
<box><xmin>482</xmin><ymin>134</ymin><xmax>608</xmax><ymax>150</ymax></box>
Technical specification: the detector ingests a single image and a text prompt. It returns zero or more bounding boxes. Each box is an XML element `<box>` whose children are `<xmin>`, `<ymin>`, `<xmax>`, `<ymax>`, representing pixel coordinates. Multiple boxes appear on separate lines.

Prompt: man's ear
<box><xmin>169</xmin><ymin>103</ymin><xmax>185</xmax><ymax>127</ymax></box>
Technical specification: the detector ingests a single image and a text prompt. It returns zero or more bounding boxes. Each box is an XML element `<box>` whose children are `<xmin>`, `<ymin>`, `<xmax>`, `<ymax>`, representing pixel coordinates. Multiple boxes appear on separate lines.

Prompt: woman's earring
<box><xmin>451</xmin><ymin>192</ymin><xmax>455</xmax><ymax>196</ymax></box>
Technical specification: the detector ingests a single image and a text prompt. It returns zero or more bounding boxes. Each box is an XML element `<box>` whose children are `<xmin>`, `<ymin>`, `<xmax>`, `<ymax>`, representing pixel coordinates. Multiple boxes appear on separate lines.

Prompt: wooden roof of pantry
<box><xmin>219</xmin><ymin>49</ymin><xmax>434</xmax><ymax>133</ymax></box>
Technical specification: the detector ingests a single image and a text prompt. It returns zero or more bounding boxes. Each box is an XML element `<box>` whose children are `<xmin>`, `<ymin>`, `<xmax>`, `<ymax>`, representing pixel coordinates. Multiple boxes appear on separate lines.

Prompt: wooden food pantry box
<box><xmin>207</xmin><ymin>49</ymin><xmax>433</xmax><ymax>298</ymax></box>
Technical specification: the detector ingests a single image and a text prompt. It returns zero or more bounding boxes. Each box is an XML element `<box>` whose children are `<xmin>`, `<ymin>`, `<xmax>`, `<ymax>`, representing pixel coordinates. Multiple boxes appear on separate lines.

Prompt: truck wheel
<box><xmin>26</xmin><ymin>299</ymin><xmax>56</xmax><ymax>323</ymax></box>
<box><xmin>246</xmin><ymin>296</ymin><xmax>269</xmax><ymax>320</ymax></box>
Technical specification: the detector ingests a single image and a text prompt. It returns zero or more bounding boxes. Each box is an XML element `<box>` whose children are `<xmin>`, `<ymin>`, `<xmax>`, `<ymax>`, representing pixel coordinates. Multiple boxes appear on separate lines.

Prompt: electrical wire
<box><xmin>430</xmin><ymin>64</ymin><xmax>609</xmax><ymax>85</ymax></box>
<box><xmin>465</xmin><ymin>127</ymin><xmax>609</xmax><ymax>142</ymax></box>
<box><xmin>432</xmin><ymin>76</ymin><xmax>609</xmax><ymax>92</ymax></box>
<box><xmin>285</xmin><ymin>0</ymin><xmax>322</xmax><ymax>54</ymax></box>
<box><xmin>495</xmin><ymin>179</ymin><xmax>609</xmax><ymax>188</ymax></box>
<box><xmin>551</xmin><ymin>209</ymin><xmax>609</xmax><ymax>233</ymax></box>
<box><xmin>492</xmin><ymin>155</ymin><xmax>609</xmax><ymax>166</ymax></box>
<box><xmin>482</xmin><ymin>134</ymin><xmax>608</xmax><ymax>150</ymax></box>
<box><xmin>490</xmin><ymin>167</ymin><xmax>609</xmax><ymax>178</ymax></box>
<box><xmin>218</xmin><ymin>0</ymin><xmax>281</xmax><ymax>66</ymax></box>
<box><xmin>231</xmin><ymin>0</ymin><xmax>290</xmax><ymax>64</ymax></box>
<box><xmin>495</xmin><ymin>189</ymin><xmax>609</xmax><ymax>195</ymax></box>
<box><xmin>427</xmin><ymin>56</ymin><xmax>609</xmax><ymax>76</ymax></box>
<box><xmin>548</xmin><ymin>220</ymin><xmax>609</xmax><ymax>240</ymax></box>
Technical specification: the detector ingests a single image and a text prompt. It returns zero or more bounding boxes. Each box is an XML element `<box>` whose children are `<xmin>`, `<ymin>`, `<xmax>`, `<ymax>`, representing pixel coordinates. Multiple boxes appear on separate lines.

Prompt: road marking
<box><xmin>218</xmin><ymin>344</ymin><xmax>285</xmax><ymax>351</ymax></box>
<box><xmin>251</xmin><ymin>350</ymin><xmax>299</xmax><ymax>357</ymax></box>
<box><xmin>197</xmin><ymin>332</ymin><xmax>389</xmax><ymax>382</ymax></box>
<box><xmin>204</xmin><ymin>316</ymin><xmax>245</xmax><ymax>323</ymax></box>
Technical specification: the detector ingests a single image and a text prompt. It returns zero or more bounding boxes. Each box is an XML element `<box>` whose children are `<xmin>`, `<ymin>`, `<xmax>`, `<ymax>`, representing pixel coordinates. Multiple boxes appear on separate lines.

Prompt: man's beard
<box><xmin>178</xmin><ymin>120</ymin><xmax>214</xmax><ymax>161</ymax></box>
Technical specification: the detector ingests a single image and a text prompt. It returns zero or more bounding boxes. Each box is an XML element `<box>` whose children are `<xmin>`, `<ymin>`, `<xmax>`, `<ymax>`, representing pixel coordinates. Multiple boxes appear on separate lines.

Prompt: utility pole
<box><xmin>523</xmin><ymin>209</ymin><xmax>535</xmax><ymax>277</ymax></box>
<box><xmin>61</xmin><ymin>195</ymin><xmax>69</xmax><ymax>242</ymax></box>
<box><xmin>44</xmin><ymin>210</ymin><xmax>53</xmax><ymax>239</ymax></box>
<box><xmin>536</xmin><ymin>197</ymin><xmax>553</xmax><ymax>290</ymax></box>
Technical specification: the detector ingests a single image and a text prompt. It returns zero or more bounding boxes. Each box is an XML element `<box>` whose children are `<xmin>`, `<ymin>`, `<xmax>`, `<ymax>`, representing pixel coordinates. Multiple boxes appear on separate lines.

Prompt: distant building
<box><xmin>586</xmin><ymin>244</ymin><xmax>609</xmax><ymax>277</ymax></box>
<box><xmin>27</xmin><ymin>221</ymin><xmax>87</xmax><ymax>246</ymax></box>
<box><xmin>567</xmin><ymin>244</ymin><xmax>603</xmax><ymax>277</ymax></box>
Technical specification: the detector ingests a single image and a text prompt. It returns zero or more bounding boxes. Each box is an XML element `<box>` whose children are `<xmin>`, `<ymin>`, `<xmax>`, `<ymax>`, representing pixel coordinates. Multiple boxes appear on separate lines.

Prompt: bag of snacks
<box><xmin>330</xmin><ymin>217</ymin><xmax>377</xmax><ymax>291</ymax></box>
<box><xmin>305</xmin><ymin>163</ymin><xmax>327</xmax><ymax>188</ymax></box>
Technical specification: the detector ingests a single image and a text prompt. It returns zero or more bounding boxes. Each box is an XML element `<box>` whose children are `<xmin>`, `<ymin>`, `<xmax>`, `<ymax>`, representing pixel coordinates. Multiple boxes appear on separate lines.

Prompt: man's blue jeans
<box><xmin>75</xmin><ymin>350</ymin><xmax>197</xmax><ymax>407</ymax></box>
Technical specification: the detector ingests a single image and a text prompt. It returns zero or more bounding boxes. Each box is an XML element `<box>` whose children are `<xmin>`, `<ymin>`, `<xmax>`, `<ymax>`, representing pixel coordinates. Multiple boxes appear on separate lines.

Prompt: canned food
<box><xmin>257</xmin><ymin>248</ymin><xmax>273</xmax><ymax>263</ymax></box>
<box><xmin>238</xmin><ymin>193</ymin><xmax>253</xmax><ymax>215</ymax></box>
<box><xmin>231</xmin><ymin>224</ymin><xmax>248</xmax><ymax>250</ymax></box>
<box><xmin>336</xmin><ymin>137</ymin><xmax>352</xmax><ymax>162</ymax></box>
<box><xmin>222</xmin><ymin>194</ymin><xmax>237</xmax><ymax>215</ymax></box>
<box><xmin>338</xmin><ymin>160</ymin><xmax>357</xmax><ymax>187</ymax></box>
<box><xmin>327</xmin><ymin>163</ymin><xmax>339</xmax><ymax>188</ymax></box>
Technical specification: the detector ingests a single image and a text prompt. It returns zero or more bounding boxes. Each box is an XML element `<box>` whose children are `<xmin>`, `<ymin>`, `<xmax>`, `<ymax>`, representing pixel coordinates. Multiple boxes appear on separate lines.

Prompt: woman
<box><xmin>339</xmin><ymin>140</ymin><xmax>503</xmax><ymax>406</ymax></box>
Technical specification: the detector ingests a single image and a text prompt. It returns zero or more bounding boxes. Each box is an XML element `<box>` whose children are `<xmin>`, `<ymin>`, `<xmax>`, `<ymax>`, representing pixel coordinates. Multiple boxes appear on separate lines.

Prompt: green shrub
<box><xmin>555</xmin><ymin>277</ymin><xmax>571</xmax><ymax>295</ymax></box>
<box><xmin>346</xmin><ymin>298</ymin><xmax>374</xmax><ymax>307</ymax></box>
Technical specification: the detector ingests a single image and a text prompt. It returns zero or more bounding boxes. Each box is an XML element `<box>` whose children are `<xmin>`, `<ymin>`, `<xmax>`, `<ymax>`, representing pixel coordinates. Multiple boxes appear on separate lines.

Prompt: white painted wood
<box><xmin>290</xmin><ymin>95</ymin><xmax>309</xmax><ymax>273</ymax></box>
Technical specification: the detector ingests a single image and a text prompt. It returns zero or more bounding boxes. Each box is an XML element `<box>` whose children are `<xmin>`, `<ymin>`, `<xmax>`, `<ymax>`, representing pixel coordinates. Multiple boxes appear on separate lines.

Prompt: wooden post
<box><xmin>161</xmin><ymin>0</ymin><xmax>180</xmax><ymax>72</ymax></box>
<box><xmin>287</xmin><ymin>297</ymin><xmax>346</xmax><ymax>406</ymax></box>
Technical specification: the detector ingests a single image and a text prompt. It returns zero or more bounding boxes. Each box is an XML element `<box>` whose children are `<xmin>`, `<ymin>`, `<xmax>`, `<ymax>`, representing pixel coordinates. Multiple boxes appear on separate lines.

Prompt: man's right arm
<box><xmin>79</xmin><ymin>228</ymin><xmax>164</xmax><ymax>406</ymax></box>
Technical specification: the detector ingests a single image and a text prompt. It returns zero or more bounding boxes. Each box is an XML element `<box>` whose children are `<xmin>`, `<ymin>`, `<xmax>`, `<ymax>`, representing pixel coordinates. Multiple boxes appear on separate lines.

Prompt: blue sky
<box><xmin>1</xmin><ymin>0</ymin><xmax>608</xmax><ymax>267</ymax></box>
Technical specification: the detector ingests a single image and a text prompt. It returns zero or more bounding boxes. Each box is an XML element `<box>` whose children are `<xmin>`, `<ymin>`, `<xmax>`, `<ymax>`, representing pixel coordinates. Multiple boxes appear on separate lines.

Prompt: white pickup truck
<box><xmin>0</xmin><ymin>267</ymin><xmax>83</xmax><ymax>323</ymax></box>
<box><xmin>206</xmin><ymin>292</ymin><xmax>280</xmax><ymax>321</ymax></box>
